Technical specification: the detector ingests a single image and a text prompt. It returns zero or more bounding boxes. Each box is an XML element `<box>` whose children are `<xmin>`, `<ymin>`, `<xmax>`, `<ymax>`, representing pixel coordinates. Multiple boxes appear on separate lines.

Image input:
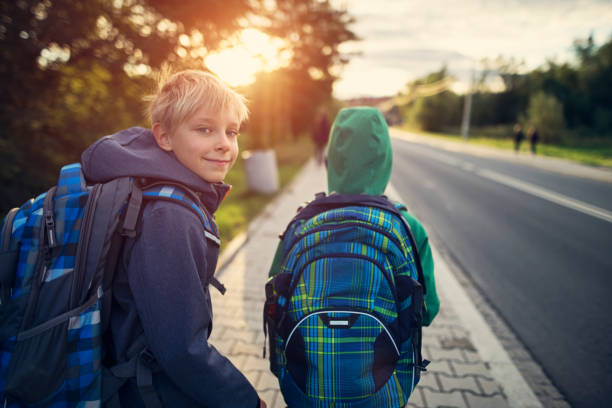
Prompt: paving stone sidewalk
<box><xmin>209</xmin><ymin>160</ymin><xmax>514</xmax><ymax>408</ymax></box>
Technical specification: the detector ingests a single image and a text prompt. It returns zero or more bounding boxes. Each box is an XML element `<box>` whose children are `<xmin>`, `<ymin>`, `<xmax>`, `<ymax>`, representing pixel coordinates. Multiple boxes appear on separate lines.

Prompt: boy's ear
<box><xmin>152</xmin><ymin>123</ymin><xmax>173</xmax><ymax>152</ymax></box>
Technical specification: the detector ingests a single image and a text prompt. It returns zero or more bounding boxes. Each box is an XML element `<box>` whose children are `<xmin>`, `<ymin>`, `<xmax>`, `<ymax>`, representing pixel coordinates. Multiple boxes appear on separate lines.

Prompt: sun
<box><xmin>205</xmin><ymin>28</ymin><xmax>291</xmax><ymax>87</ymax></box>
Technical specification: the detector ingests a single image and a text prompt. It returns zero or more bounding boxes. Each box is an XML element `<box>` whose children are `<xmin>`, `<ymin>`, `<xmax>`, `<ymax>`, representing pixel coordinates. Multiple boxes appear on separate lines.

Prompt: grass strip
<box><xmin>399</xmin><ymin>125</ymin><xmax>612</xmax><ymax>168</ymax></box>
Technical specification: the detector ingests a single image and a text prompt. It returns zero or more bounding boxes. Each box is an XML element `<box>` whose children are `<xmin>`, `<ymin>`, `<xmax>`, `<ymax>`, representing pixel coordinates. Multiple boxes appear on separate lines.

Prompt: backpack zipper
<box><xmin>284</xmin><ymin>308</ymin><xmax>400</xmax><ymax>356</ymax></box>
<box><xmin>408</xmin><ymin>348</ymin><xmax>416</xmax><ymax>397</ymax></box>
<box><xmin>283</xmin><ymin>213</ymin><xmax>427</xmax><ymax>294</ymax></box>
<box><xmin>281</xmin><ymin>221</ymin><xmax>412</xmax><ymax>289</ymax></box>
<box><xmin>283</xmin><ymin>221</ymin><xmax>406</xmax><ymax>267</ymax></box>
<box><xmin>283</xmin><ymin>252</ymin><xmax>399</xmax><ymax>311</ymax></box>
<box><xmin>20</xmin><ymin>187</ymin><xmax>57</xmax><ymax>330</ymax></box>
<box><xmin>70</xmin><ymin>184</ymin><xmax>102</xmax><ymax>308</ymax></box>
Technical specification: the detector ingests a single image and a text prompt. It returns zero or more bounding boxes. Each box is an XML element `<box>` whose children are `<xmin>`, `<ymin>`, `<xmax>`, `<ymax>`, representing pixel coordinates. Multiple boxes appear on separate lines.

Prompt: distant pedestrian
<box><xmin>312</xmin><ymin>108</ymin><xmax>331</xmax><ymax>165</ymax></box>
<box><xmin>528</xmin><ymin>126</ymin><xmax>539</xmax><ymax>154</ymax></box>
<box><xmin>513</xmin><ymin>123</ymin><xmax>524</xmax><ymax>152</ymax></box>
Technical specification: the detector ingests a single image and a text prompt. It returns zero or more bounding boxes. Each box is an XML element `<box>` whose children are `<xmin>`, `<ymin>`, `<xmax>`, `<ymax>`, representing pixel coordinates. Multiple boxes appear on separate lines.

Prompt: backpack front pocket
<box><xmin>284</xmin><ymin>309</ymin><xmax>399</xmax><ymax>402</ymax></box>
<box><xmin>4</xmin><ymin>293</ymin><xmax>102</xmax><ymax>405</ymax></box>
<box><xmin>5</xmin><ymin>319</ymin><xmax>68</xmax><ymax>403</ymax></box>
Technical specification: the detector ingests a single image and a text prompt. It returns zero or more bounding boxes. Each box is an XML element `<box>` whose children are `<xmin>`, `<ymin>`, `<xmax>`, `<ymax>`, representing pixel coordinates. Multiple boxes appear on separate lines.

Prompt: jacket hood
<box><xmin>81</xmin><ymin>127</ymin><xmax>230</xmax><ymax>212</ymax></box>
<box><xmin>327</xmin><ymin>107</ymin><xmax>392</xmax><ymax>196</ymax></box>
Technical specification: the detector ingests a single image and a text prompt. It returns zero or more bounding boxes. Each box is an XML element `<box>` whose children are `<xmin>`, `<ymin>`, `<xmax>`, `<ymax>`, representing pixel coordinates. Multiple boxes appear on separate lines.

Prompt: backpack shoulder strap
<box><xmin>289</xmin><ymin>192</ymin><xmax>404</xmax><ymax>226</ymax></box>
<box><xmin>0</xmin><ymin>208</ymin><xmax>20</xmax><ymax>305</ymax></box>
<box><xmin>140</xmin><ymin>181</ymin><xmax>220</xmax><ymax>247</ymax></box>
<box><xmin>392</xmin><ymin>201</ymin><xmax>408</xmax><ymax>213</ymax></box>
<box><xmin>389</xmin><ymin>200</ymin><xmax>426</xmax><ymax>294</ymax></box>
<box><xmin>139</xmin><ymin>181</ymin><xmax>225</xmax><ymax>294</ymax></box>
<box><xmin>281</xmin><ymin>192</ymin><xmax>401</xmax><ymax>238</ymax></box>
<box><xmin>1</xmin><ymin>208</ymin><xmax>19</xmax><ymax>250</ymax></box>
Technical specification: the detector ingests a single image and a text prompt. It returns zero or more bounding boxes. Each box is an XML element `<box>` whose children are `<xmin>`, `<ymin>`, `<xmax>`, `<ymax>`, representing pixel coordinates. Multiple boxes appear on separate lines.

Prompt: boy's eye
<box><xmin>227</xmin><ymin>130</ymin><xmax>239</xmax><ymax>138</ymax></box>
<box><xmin>198</xmin><ymin>127</ymin><xmax>212</xmax><ymax>133</ymax></box>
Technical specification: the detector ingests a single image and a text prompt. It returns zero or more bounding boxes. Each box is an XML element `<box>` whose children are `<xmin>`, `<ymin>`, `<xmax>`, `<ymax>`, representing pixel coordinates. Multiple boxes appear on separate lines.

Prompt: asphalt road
<box><xmin>389</xmin><ymin>136</ymin><xmax>612</xmax><ymax>408</ymax></box>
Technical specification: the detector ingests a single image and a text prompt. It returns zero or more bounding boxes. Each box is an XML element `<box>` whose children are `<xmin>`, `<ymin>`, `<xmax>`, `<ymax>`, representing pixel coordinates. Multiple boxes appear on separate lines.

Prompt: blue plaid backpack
<box><xmin>0</xmin><ymin>163</ymin><xmax>221</xmax><ymax>407</ymax></box>
<box><xmin>264</xmin><ymin>193</ymin><xmax>429</xmax><ymax>408</ymax></box>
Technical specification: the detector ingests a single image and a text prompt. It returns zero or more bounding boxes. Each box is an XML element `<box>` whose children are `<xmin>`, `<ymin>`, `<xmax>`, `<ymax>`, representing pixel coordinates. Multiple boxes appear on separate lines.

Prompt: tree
<box><xmin>257</xmin><ymin>0</ymin><xmax>358</xmax><ymax>136</ymax></box>
<box><xmin>576</xmin><ymin>35</ymin><xmax>612</xmax><ymax>133</ymax></box>
<box><xmin>399</xmin><ymin>67</ymin><xmax>462</xmax><ymax>131</ymax></box>
<box><xmin>0</xmin><ymin>0</ymin><xmax>359</xmax><ymax>213</ymax></box>
<box><xmin>0</xmin><ymin>0</ymin><xmax>253</xmax><ymax>213</ymax></box>
<box><xmin>525</xmin><ymin>91</ymin><xmax>566</xmax><ymax>143</ymax></box>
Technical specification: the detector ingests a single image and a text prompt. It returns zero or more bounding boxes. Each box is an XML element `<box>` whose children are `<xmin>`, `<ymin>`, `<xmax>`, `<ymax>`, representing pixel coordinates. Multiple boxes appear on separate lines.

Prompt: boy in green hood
<box><xmin>269</xmin><ymin>107</ymin><xmax>439</xmax><ymax>325</ymax></box>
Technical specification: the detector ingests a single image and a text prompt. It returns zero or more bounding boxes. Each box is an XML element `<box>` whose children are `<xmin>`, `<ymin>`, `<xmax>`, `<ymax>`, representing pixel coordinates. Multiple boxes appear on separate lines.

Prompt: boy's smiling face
<box><xmin>154</xmin><ymin>104</ymin><xmax>240</xmax><ymax>183</ymax></box>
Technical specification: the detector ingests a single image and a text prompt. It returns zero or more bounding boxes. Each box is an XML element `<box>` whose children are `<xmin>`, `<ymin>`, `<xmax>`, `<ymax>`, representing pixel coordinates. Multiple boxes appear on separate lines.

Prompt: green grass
<box><xmin>215</xmin><ymin>135</ymin><xmax>314</xmax><ymax>248</ymax></box>
<box><xmin>399</xmin><ymin>125</ymin><xmax>612</xmax><ymax>168</ymax></box>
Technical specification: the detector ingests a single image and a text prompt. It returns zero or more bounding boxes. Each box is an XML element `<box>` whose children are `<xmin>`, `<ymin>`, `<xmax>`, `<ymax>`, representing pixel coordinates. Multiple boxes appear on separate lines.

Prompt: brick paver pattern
<box><xmin>209</xmin><ymin>161</ymin><xmax>511</xmax><ymax>408</ymax></box>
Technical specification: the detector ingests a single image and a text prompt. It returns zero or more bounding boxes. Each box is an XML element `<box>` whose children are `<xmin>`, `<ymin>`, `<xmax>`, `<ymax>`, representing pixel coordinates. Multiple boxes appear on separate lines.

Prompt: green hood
<box><xmin>327</xmin><ymin>107</ymin><xmax>392</xmax><ymax>195</ymax></box>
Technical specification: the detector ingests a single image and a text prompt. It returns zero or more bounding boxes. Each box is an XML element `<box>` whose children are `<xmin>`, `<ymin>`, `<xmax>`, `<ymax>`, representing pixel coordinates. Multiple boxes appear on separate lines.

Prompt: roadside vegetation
<box><xmin>394</xmin><ymin>35</ymin><xmax>612</xmax><ymax>168</ymax></box>
<box><xmin>0</xmin><ymin>0</ymin><xmax>356</xmax><ymax>215</ymax></box>
<box><xmin>401</xmin><ymin>125</ymin><xmax>612</xmax><ymax>167</ymax></box>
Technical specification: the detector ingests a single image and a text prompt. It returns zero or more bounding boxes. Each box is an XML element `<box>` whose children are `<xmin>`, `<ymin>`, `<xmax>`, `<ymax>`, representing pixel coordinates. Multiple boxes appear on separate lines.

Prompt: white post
<box><xmin>461</xmin><ymin>91</ymin><xmax>472</xmax><ymax>140</ymax></box>
<box><xmin>461</xmin><ymin>68</ymin><xmax>475</xmax><ymax>140</ymax></box>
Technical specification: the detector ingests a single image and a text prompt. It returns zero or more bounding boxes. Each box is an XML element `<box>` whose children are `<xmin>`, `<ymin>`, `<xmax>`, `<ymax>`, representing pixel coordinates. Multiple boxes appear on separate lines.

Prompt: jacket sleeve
<box><xmin>400</xmin><ymin>208</ymin><xmax>440</xmax><ymax>326</ymax></box>
<box><xmin>126</xmin><ymin>202</ymin><xmax>259</xmax><ymax>407</ymax></box>
<box><xmin>268</xmin><ymin>239</ymin><xmax>284</xmax><ymax>279</ymax></box>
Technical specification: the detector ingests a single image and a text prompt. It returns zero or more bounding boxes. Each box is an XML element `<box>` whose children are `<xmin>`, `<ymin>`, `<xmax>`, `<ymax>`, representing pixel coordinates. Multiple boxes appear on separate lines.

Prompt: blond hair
<box><xmin>145</xmin><ymin>69</ymin><xmax>249</xmax><ymax>132</ymax></box>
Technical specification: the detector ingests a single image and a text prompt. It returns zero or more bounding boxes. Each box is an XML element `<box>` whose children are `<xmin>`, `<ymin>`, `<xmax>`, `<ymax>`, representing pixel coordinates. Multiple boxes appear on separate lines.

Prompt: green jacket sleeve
<box><xmin>400</xmin><ymin>209</ymin><xmax>440</xmax><ymax>326</ymax></box>
<box><xmin>268</xmin><ymin>239</ymin><xmax>284</xmax><ymax>278</ymax></box>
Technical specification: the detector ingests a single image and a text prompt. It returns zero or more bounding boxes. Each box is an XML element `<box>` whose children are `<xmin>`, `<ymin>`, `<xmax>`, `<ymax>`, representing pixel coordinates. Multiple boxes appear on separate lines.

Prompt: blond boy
<box><xmin>81</xmin><ymin>70</ymin><xmax>265</xmax><ymax>407</ymax></box>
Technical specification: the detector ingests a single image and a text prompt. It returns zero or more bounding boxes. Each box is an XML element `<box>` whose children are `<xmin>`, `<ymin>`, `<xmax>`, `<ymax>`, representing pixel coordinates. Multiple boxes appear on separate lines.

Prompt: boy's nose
<box><xmin>215</xmin><ymin>133</ymin><xmax>231</xmax><ymax>151</ymax></box>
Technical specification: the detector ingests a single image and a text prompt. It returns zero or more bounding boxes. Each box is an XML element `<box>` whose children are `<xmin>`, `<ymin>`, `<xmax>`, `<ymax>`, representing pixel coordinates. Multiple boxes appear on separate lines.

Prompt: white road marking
<box><xmin>477</xmin><ymin>168</ymin><xmax>612</xmax><ymax>223</ymax></box>
<box><xmin>397</xmin><ymin>143</ymin><xmax>612</xmax><ymax>224</ymax></box>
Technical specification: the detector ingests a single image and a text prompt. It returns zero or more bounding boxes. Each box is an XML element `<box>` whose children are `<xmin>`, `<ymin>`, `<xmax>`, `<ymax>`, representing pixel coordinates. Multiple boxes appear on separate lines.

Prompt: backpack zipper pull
<box><xmin>40</xmin><ymin>264</ymin><xmax>48</xmax><ymax>284</ymax></box>
<box><xmin>44</xmin><ymin>209</ymin><xmax>57</xmax><ymax>248</ymax></box>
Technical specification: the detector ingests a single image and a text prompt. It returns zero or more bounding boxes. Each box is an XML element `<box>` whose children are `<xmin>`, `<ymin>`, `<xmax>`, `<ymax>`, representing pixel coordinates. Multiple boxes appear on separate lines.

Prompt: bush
<box><xmin>408</xmin><ymin>92</ymin><xmax>462</xmax><ymax>132</ymax></box>
<box><xmin>525</xmin><ymin>91</ymin><xmax>566</xmax><ymax>143</ymax></box>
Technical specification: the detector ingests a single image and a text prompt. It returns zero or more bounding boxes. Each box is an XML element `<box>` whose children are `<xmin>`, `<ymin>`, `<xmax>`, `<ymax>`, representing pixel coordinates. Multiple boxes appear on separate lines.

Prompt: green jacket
<box><xmin>268</xmin><ymin>107</ymin><xmax>439</xmax><ymax>325</ymax></box>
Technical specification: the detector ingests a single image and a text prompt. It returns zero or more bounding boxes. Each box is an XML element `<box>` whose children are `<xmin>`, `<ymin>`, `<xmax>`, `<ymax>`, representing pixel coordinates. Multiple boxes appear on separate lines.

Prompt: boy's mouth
<box><xmin>204</xmin><ymin>158</ymin><xmax>231</xmax><ymax>165</ymax></box>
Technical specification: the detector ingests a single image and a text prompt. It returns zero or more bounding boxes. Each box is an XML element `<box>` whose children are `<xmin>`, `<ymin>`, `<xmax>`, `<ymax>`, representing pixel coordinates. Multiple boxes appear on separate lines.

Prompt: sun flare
<box><xmin>205</xmin><ymin>28</ymin><xmax>291</xmax><ymax>87</ymax></box>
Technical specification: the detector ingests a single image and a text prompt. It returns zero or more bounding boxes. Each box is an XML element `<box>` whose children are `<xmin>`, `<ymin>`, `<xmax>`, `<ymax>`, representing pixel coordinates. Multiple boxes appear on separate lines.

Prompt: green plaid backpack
<box><xmin>0</xmin><ymin>163</ymin><xmax>221</xmax><ymax>407</ymax></box>
<box><xmin>264</xmin><ymin>193</ymin><xmax>429</xmax><ymax>408</ymax></box>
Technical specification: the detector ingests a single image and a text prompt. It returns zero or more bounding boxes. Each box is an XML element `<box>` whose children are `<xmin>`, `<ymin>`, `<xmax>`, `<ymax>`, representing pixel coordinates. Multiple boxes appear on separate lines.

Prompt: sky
<box><xmin>332</xmin><ymin>0</ymin><xmax>612</xmax><ymax>99</ymax></box>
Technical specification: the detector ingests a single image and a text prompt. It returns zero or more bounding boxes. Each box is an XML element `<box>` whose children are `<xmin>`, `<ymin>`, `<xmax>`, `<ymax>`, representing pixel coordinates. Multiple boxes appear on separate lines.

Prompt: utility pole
<box><xmin>461</xmin><ymin>68</ymin><xmax>475</xmax><ymax>140</ymax></box>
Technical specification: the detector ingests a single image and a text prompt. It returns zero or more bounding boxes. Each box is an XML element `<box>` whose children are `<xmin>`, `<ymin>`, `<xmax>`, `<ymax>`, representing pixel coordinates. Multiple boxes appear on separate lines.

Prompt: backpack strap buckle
<box><xmin>136</xmin><ymin>348</ymin><xmax>163</xmax><ymax>408</ymax></box>
<box><xmin>209</xmin><ymin>276</ymin><xmax>226</xmax><ymax>295</ymax></box>
<box><xmin>138</xmin><ymin>348</ymin><xmax>157</xmax><ymax>368</ymax></box>
<box><xmin>417</xmin><ymin>359</ymin><xmax>430</xmax><ymax>372</ymax></box>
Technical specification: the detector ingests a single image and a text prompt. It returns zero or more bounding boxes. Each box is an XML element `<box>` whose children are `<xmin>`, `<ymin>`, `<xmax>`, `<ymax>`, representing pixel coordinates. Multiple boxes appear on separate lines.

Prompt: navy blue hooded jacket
<box><xmin>81</xmin><ymin>127</ymin><xmax>259</xmax><ymax>407</ymax></box>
